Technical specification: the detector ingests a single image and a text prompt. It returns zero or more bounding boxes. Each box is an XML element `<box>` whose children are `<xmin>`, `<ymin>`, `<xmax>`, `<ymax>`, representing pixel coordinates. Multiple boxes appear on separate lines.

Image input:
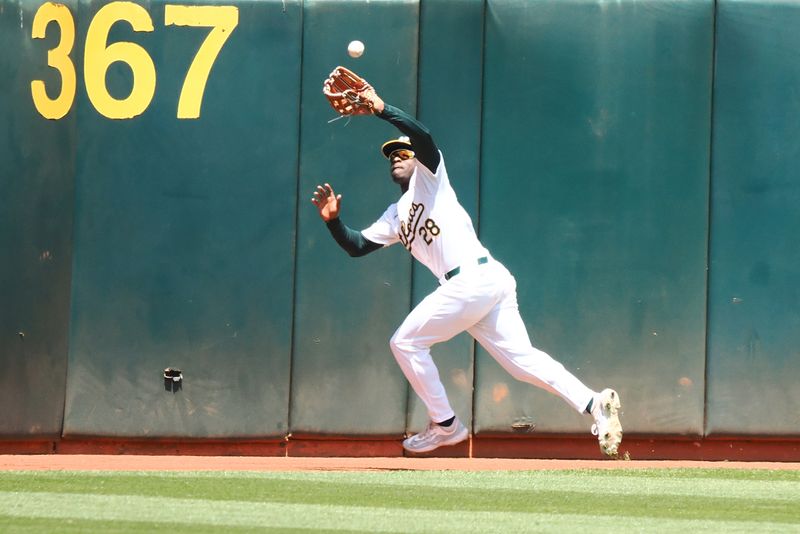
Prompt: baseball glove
<box><xmin>322</xmin><ymin>66</ymin><xmax>379</xmax><ymax>116</ymax></box>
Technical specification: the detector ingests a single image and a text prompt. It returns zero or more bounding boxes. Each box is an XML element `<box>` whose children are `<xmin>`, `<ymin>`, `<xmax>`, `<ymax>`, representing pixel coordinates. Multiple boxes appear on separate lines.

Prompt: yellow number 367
<box><xmin>31</xmin><ymin>1</ymin><xmax>238</xmax><ymax>120</ymax></box>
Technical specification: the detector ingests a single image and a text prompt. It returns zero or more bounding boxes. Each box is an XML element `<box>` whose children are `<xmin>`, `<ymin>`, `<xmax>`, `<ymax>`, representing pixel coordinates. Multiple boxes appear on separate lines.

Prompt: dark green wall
<box><xmin>63</xmin><ymin>0</ymin><xmax>300</xmax><ymax>438</ymax></box>
<box><xmin>707</xmin><ymin>0</ymin><xmax>800</xmax><ymax>436</ymax></box>
<box><xmin>1</xmin><ymin>0</ymin><xmax>797</xmax><ymax>442</ymax></box>
<box><xmin>0</xmin><ymin>0</ymin><xmax>76</xmax><ymax>438</ymax></box>
<box><xmin>476</xmin><ymin>0</ymin><xmax>713</xmax><ymax>436</ymax></box>
<box><xmin>291</xmin><ymin>0</ymin><xmax>418</xmax><ymax>436</ymax></box>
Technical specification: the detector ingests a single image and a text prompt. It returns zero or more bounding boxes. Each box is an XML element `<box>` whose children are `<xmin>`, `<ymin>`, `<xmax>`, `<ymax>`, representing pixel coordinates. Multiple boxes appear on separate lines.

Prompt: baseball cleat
<box><xmin>591</xmin><ymin>388</ymin><xmax>622</xmax><ymax>457</ymax></box>
<box><xmin>403</xmin><ymin>418</ymin><xmax>468</xmax><ymax>453</ymax></box>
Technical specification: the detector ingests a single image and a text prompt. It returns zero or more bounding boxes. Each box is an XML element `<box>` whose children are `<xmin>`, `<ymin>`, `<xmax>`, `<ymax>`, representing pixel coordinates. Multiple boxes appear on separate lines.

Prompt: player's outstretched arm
<box><xmin>322</xmin><ymin>69</ymin><xmax>437</xmax><ymax>170</ymax></box>
<box><xmin>355</xmin><ymin>86</ymin><xmax>439</xmax><ymax>172</ymax></box>
<box><xmin>311</xmin><ymin>183</ymin><xmax>382</xmax><ymax>257</ymax></box>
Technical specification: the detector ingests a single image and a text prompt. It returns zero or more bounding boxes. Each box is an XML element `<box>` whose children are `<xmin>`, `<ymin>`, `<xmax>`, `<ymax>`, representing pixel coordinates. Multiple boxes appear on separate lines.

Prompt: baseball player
<box><xmin>312</xmin><ymin>82</ymin><xmax>622</xmax><ymax>456</ymax></box>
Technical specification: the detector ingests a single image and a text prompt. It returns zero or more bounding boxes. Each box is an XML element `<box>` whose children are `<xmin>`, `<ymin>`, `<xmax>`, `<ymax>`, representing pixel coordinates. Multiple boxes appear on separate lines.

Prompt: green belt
<box><xmin>444</xmin><ymin>256</ymin><xmax>488</xmax><ymax>281</ymax></box>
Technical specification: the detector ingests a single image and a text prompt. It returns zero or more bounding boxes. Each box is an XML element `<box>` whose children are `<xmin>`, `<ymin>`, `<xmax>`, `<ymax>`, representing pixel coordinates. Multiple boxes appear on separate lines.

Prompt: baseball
<box><xmin>347</xmin><ymin>40</ymin><xmax>365</xmax><ymax>58</ymax></box>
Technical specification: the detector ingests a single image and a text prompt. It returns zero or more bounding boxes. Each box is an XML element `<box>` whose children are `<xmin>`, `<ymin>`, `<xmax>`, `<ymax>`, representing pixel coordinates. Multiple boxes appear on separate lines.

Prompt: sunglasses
<box><xmin>390</xmin><ymin>149</ymin><xmax>415</xmax><ymax>161</ymax></box>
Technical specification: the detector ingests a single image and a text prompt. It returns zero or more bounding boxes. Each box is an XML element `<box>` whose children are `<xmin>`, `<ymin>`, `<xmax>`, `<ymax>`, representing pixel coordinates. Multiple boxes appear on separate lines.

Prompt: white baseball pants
<box><xmin>389</xmin><ymin>258</ymin><xmax>596</xmax><ymax>423</ymax></box>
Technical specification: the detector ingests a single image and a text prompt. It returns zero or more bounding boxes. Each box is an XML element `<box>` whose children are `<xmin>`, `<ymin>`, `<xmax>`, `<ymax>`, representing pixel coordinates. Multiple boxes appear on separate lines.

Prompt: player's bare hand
<box><xmin>363</xmin><ymin>87</ymin><xmax>385</xmax><ymax>114</ymax></box>
<box><xmin>311</xmin><ymin>183</ymin><xmax>341</xmax><ymax>222</ymax></box>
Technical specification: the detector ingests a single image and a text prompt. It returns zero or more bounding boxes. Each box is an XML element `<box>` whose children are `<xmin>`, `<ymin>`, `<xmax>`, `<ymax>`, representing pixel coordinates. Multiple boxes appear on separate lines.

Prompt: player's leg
<box><xmin>467</xmin><ymin>294</ymin><xmax>595</xmax><ymax>413</ymax></box>
<box><xmin>390</xmin><ymin>276</ymin><xmax>499</xmax><ymax>452</ymax></box>
<box><xmin>466</xmin><ymin>266</ymin><xmax>623</xmax><ymax>456</ymax></box>
<box><xmin>390</xmin><ymin>279</ymin><xmax>496</xmax><ymax>422</ymax></box>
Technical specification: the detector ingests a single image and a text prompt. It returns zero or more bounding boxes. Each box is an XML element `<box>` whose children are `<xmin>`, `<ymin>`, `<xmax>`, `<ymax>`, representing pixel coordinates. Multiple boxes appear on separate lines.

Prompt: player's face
<box><xmin>389</xmin><ymin>149</ymin><xmax>415</xmax><ymax>189</ymax></box>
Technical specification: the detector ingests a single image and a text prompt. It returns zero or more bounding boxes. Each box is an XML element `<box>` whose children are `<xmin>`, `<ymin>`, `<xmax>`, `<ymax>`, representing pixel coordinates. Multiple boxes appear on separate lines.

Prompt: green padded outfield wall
<box><xmin>707</xmin><ymin>0</ymin><xmax>800</xmax><ymax>436</ymax></box>
<box><xmin>475</xmin><ymin>0</ymin><xmax>713</xmax><ymax>436</ymax></box>
<box><xmin>290</xmin><ymin>0</ymin><xmax>419</xmax><ymax>436</ymax></box>
<box><xmin>0</xmin><ymin>0</ymin><xmax>76</xmax><ymax>437</ymax></box>
<box><xmin>63</xmin><ymin>0</ymin><xmax>300</xmax><ymax>438</ymax></box>
<box><xmin>4</xmin><ymin>0</ymin><xmax>800</xmax><ymax>443</ymax></box>
<box><xmin>407</xmin><ymin>0</ymin><xmax>485</xmax><ymax>433</ymax></box>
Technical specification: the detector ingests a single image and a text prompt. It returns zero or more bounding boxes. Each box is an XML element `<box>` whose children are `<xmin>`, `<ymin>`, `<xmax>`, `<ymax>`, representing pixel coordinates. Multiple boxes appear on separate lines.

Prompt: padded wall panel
<box><xmin>290</xmin><ymin>0</ymin><xmax>419</xmax><ymax>436</ymax></box>
<box><xmin>407</xmin><ymin>0</ymin><xmax>485</xmax><ymax>432</ymax></box>
<box><xmin>707</xmin><ymin>0</ymin><xmax>800</xmax><ymax>436</ymax></box>
<box><xmin>476</xmin><ymin>0</ymin><xmax>713</xmax><ymax>435</ymax></box>
<box><xmin>64</xmin><ymin>0</ymin><xmax>300</xmax><ymax>438</ymax></box>
<box><xmin>0</xmin><ymin>0</ymin><xmax>76</xmax><ymax>437</ymax></box>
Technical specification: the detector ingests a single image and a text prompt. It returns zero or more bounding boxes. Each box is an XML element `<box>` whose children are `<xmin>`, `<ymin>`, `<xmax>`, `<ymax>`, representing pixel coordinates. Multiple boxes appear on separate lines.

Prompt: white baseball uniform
<box><xmin>362</xmin><ymin>152</ymin><xmax>596</xmax><ymax>423</ymax></box>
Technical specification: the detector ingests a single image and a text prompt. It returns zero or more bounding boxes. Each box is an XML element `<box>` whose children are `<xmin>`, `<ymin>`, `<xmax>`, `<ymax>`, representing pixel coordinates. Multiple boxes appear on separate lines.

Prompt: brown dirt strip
<box><xmin>1</xmin><ymin>455</ymin><xmax>799</xmax><ymax>471</ymax></box>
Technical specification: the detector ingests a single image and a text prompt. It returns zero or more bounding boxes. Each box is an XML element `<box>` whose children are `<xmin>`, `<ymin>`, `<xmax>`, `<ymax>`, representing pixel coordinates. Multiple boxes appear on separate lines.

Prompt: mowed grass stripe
<box><xmin>0</xmin><ymin>491</ymin><xmax>793</xmax><ymax>534</ymax></box>
<box><xmin>1</xmin><ymin>470</ymin><xmax>798</xmax><ymax>524</ymax></box>
<box><xmin>2</xmin><ymin>470</ymin><xmax>800</xmax><ymax>526</ymax></box>
<box><xmin>163</xmin><ymin>469</ymin><xmax>799</xmax><ymax>501</ymax></box>
<box><xmin>0</xmin><ymin>516</ymin><xmax>347</xmax><ymax>534</ymax></box>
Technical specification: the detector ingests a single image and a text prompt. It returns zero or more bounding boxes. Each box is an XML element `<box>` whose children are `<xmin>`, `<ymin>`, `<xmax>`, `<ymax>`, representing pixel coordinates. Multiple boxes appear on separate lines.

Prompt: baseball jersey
<box><xmin>361</xmin><ymin>152</ymin><xmax>489</xmax><ymax>282</ymax></box>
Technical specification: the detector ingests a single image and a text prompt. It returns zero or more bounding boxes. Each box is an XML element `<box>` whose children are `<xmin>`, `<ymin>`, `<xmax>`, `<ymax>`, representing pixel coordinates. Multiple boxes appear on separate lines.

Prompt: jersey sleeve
<box><xmin>325</xmin><ymin>218</ymin><xmax>383</xmax><ymax>257</ymax></box>
<box><xmin>361</xmin><ymin>204</ymin><xmax>400</xmax><ymax>246</ymax></box>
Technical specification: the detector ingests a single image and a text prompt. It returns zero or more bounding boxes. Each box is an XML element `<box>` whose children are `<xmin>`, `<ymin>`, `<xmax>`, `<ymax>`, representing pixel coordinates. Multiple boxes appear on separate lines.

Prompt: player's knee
<box><xmin>389</xmin><ymin>331</ymin><xmax>405</xmax><ymax>354</ymax></box>
<box><xmin>389</xmin><ymin>331</ymin><xmax>418</xmax><ymax>358</ymax></box>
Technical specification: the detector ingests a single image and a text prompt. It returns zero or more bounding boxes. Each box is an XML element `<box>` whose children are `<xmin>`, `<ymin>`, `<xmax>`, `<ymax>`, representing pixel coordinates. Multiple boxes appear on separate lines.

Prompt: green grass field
<box><xmin>1</xmin><ymin>468</ymin><xmax>799</xmax><ymax>533</ymax></box>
